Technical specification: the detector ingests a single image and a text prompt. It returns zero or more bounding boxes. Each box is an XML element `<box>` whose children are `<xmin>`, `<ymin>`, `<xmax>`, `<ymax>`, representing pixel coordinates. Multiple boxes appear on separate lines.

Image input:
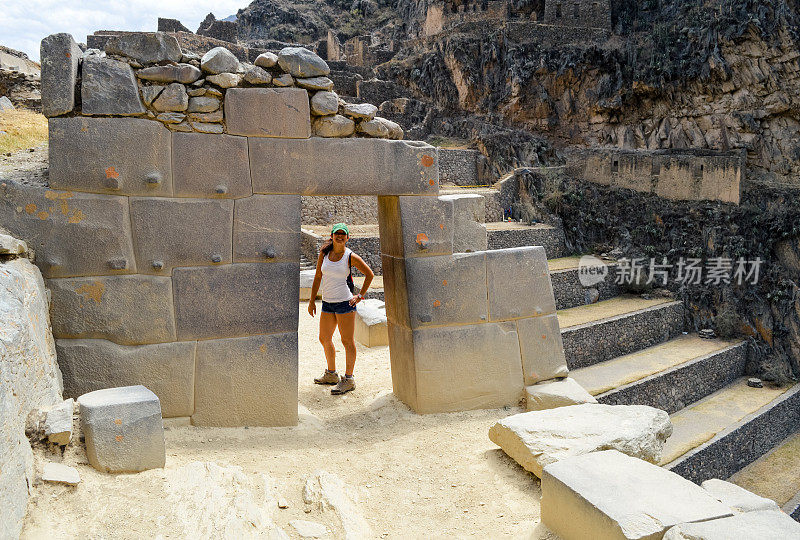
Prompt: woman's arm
<box><xmin>350</xmin><ymin>253</ymin><xmax>374</xmax><ymax>303</ymax></box>
<box><xmin>308</xmin><ymin>251</ymin><xmax>325</xmax><ymax>316</ymax></box>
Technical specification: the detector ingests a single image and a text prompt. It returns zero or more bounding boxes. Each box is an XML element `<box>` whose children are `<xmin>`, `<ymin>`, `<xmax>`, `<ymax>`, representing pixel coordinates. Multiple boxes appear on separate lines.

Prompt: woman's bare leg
<box><xmin>319</xmin><ymin>312</ymin><xmax>338</xmax><ymax>372</ymax></box>
<box><xmin>336</xmin><ymin>312</ymin><xmax>357</xmax><ymax>377</ymax></box>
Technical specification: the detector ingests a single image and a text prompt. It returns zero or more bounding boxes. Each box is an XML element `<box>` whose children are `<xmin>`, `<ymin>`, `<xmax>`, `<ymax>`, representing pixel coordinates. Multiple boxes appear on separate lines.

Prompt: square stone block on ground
<box><xmin>129</xmin><ymin>197</ymin><xmax>233</xmax><ymax>273</ymax></box>
<box><xmin>404</xmin><ymin>252</ymin><xmax>488</xmax><ymax>329</ymax></box>
<box><xmin>233</xmin><ymin>195</ymin><xmax>301</xmax><ymax>263</ymax></box>
<box><xmin>355</xmin><ymin>299</ymin><xmax>388</xmax><ymax>347</ymax></box>
<box><xmin>438</xmin><ymin>193</ymin><xmax>487</xmax><ymax>253</ymax></box>
<box><xmin>172</xmin><ymin>132</ymin><xmax>253</xmax><ymax>198</ymax></box>
<box><xmin>78</xmin><ymin>385</ymin><xmax>166</xmax><ymax>473</ymax></box>
<box><xmin>541</xmin><ymin>450</ymin><xmax>733</xmax><ymax>540</ymax></box>
<box><xmin>49</xmin><ymin>275</ymin><xmax>176</xmax><ymax>345</ymax></box>
<box><xmin>517</xmin><ymin>313</ymin><xmax>568</xmax><ymax>385</ymax></box>
<box><xmin>405</xmin><ymin>322</ymin><xmax>524</xmax><ymax>413</ymax></box>
<box><xmin>48</xmin><ymin>117</ymin><xmax>173</xmax><ymax>196</ymax></box>
<box><xmin>487</xmin><ymin>246</ymin><xmax>556</xmax><ymax>321</ymax></box>
<box><xmin>0</xmin><ymin>181</ymin><xmax>136</xmax><ymax>278</ymax></box>
<box><xmin>225</xmin><ymin>88</ymin><xmax>310</xmax><ymax>138</ymax></box>
<box><xmin>173</xmin><ymin>263</ymin><xmax>298</xmax><ymax>340</ymax></box>
<box><xmin>56</xmin><ymin>338</ymin><xmax>195</xmax><ymax>418</ymax></box>
<box><xmin>40</xmin><ymin>33</ymin><xmax>81</xmax><ymax>117</ymax></box>
<box><xmin>192</xmin><ymin>333</ymin><xmax>298</xmax><ymax>426</ymax></box>
<box><xmin>250</xmin><ymin>138</ymin><xmax>438</xmax><ymax>196</ymax></box>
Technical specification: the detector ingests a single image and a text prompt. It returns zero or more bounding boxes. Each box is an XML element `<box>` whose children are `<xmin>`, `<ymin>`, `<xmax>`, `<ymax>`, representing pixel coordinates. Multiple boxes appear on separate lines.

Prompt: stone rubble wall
<box><xmin>0</xmin><ymin>240</ymin><xmax>63</xmax><ymax>540</ymax></box>
<box><xmin>437</xmin><ymin>148</ymin><xmax>479</xmax><ymax>186</ymax></box>
<box><xmin>301</xmin><ymin>195</ymin><xmax>378</xmax><ymax>225</ymax></box>
<box><xmin>564</xmin><ymin>147</ymin><xmax>744</xmax><ymax>204</ymax></box>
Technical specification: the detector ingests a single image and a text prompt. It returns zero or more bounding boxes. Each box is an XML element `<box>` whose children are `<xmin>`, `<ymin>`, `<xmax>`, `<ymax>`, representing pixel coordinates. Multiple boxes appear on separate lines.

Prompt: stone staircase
<box><xmin>563</xmin><ymin>294</ymin><xmax>800</xmax><ymax>486</ymax></box>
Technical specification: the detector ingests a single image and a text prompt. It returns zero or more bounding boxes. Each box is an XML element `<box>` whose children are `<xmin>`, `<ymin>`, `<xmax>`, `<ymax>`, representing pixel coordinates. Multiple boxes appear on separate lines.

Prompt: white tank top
<box><xmin>321</xmin><ymin>247</ymin><xmax>353</xmax><ymax>303</ymax></box>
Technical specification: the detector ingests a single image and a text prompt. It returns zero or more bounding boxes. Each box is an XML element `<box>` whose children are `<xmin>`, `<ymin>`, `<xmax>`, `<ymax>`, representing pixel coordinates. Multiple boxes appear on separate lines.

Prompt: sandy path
<box><xmin>22</xmin><ymin>304</ymin><xmax>551</xmax><ymax>539</ymax></box>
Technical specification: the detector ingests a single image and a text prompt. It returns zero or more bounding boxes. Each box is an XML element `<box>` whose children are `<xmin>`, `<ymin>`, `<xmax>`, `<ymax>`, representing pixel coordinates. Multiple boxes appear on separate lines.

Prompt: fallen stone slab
<box><xmin>44</xmin><ymin>399</ymin><xmax>74</xmax><ymax>445</ymax></box>
<box><xmin>303</xmin><ymin>471</ymin><xmax>372</xmax><ymax>540</ymax></box>
<box><xmin>663</xmin><ymin>509</ymin><xmax>800</xmax><ymax>539</ymax></box>
<box><xmin>41</xmin><ymin>463</ymin><xmax>81</xmax><ymax>486</ymax></box>
<box><xmin>700</xmin><ymin>478</ymin><xmax>780</xmax><ymax>513</ymax></box>
<box><xmin>525</xmin><ymin>378</ymin><xmax>597</xmax><ymax>411</ymax></box>
<box><xmin>542</xmin><ymin>450</ymin><xmax>733</xmax><ymax>540</ymax></box>
<box><xmin>355</xmin><ymin>299</ymin><xmax>388</xmax><ymax>347</ymax></box>
<box><xmin>77</xmin><ymin>385</ymin><xmax>165</xmax><ymax>473</ymax></box>
<box><xmin>290</xmin><ymin>520</ymin><xmax>328</xmax><ymax>538</ymax></box>
<box><xmin>488</xmin><ymin>403</ymin><xmax>672</xmax><ymax>477</ymax></box>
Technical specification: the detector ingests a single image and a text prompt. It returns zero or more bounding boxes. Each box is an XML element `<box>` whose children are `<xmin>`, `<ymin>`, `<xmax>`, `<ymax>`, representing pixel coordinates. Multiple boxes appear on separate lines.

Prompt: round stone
<box><xmin>277</xmin><ymin>47</ymin><xmax>330</xmax><ymax>78</ymax></box>
<box><xmin>254</xmin><ymin>52</ymin><xmax>278</xmax><ymax>69</ymax></box>
<box><xmin>310</xmin><ymin>91</ymin><xmax>339</xmax><ymax>116</ymax></box>
<box><xmin>312</xmin><ymin>114</ymin><xmax>355</xmax><ymax>138</ymax></box>
<box><xmin>201</xmin><ymin>47</ymin><xmax>240</xmax><ymax>74</ymax></box>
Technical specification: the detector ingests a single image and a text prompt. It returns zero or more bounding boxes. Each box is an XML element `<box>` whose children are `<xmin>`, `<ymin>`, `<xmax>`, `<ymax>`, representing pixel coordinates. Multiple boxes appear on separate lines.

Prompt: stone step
<box><xmin>571</xmin><ymin>334</ymin><xmax>746</xmax><ymax>414</ymax></box>
<box><xmin>548</xmin><ymin>256</ymin><xmax>620</xmax><ymax>310</ymax></box>
<box><xmin>729</xmin><ymin>429</ymin><xmax>800</xmax><ymax>520</ymax></box>
<box><xmin>485</xmin><ymin>221</ymin><xmax>568</xmax><ymax>259</ymax></box>
<box><xmin>664</xmin><ymin>379</ymin><xmax>800</xmax><ymax>484</ymax></box>
<box><xmin>558</xmin><ymin>296</ymin><xmax>684</xmax><ymax>369</ymax></box>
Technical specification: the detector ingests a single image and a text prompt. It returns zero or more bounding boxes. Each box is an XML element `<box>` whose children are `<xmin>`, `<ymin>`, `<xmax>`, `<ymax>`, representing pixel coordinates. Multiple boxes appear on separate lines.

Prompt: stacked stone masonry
<box><xmin>26</xmin><ymin>30</ymin><xmax>569</xmax><ymax>425</ymax></box>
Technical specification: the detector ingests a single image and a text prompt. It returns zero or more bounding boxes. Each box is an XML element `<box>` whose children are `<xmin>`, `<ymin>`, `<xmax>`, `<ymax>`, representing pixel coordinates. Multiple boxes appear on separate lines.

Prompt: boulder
<box><xmin>357</xmin><ymin>118</ymin><xmax>389</xmax><ymax>138</ymax></box>
<box><xmin>44</xmin><ymin>398</ymin><xmax>73</xmax><ymax>445</ymax></box>
<box><xmin>242</xmin><ymin>65</ymin><xmax>272</xmax><ymax>85</ymax></box>
<box><xmin>375</xmin><ymin>116</ymin><xmax>403</xmax><ymax>140</ymax></box>
<box><xmin>77</xmin><ymin>385</ymin><xmax>166</xmax><ymax>473</ymax></box>
<box><xmin>254</xmin><ymin>52</ymin><xmax>278</xmax><ymax>69</ymax></box>
<box><xmin>700</xmin><ymin>479</ymin><xmax>780</xmax><ymax>513</ymax></box>
<box><xmin>40</xmin><ymin>33</ymin><xmax>81</xmax><ymax>116</ymax></box>
<box><xmin>41</xmin><ymin>463</ymin><xmax>80</xmax><ymax>486</ymax></box>
<box><xmin>312</xmin><ymin>114</ymin><xmax>354</xmax><ymax>137</ymax></box>
<box><xmin>137</xmin><ymin>64</ymin><xmax>201</xmax><ymax>84</ymax></box>
<box><xmin>272</xmin><ymin>73</ymin><xmax>294</xmax><ymax>87</ymax></box>
<box><xmin>0</xmin><ymin>96</ymin><xmax>14</xmax><ymax>111</ymax></box>
<box><xmin>542</xmin><ymin>450</ymin><xmax>733</xmax><ymax>540</ymax></box>
<box><xmin>0</xmin><ymin>232</ymin><xmax>27</xmax><ymax>255</ymax></box>
<box><xmin>342</xmin><ymin>102</ymin><xmax>377</xmax><ymax>121</ymax></box>
<box><xmin>310</xmin><ymin>91</ymin><xmax>339</xmax><ymax>116</ymax></box>
<box><xmin>206</xmin><ymin>73</ymin><xmax>242</xmax><ymax>88</ymax></box>
<box><xmin>81</xmin><ymin>56</ymin><xmax>145</xmax><ymax>116</ymax></box>
<box><xmin>201</xmin><ymin>47</ymin><xmax>240</xmax><ymax>75</ymax></box>
<box><xmin>278</xmin><ymin>47</ymin><xmax>330</xmax><ymax>78</ymax></box>
<box><xmin>663</xmin><ymin>509</ymin><xmax>800</xmax><ymax>539</ymax></box>
<box><xmin>296</xmin><ymin>77</ymin><xmax>334</xmax><ymax>91</ymax></box>
<box><xmin>488</xmin><ymin>403</ymin><xmax>672</xmax><ymax>477</ymax></box>
<box><xmin>105</xmin><ymin>32</ymin><xmax>182</xmax><ymax>64</ymax></box>
<box><xmin>525</xmin><ymin>377</ymin><xmax>597</xmax><ymax>411</ymax></box>
<box><xmin>152</xmin><ymin>83</ymin><xmax>188</xmax><ymax>112</ymax></box>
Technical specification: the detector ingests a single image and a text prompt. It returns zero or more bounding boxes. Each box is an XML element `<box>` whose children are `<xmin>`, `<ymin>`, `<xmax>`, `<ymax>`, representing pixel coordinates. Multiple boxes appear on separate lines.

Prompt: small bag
<box><xmin>346</xmin><ymin>253</ymin><xmax>355</xmax><ymax>293</ymax></box>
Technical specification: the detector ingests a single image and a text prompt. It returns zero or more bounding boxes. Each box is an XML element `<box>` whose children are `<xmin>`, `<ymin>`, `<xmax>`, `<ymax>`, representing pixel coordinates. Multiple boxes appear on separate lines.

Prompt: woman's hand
<box><xmin>308</xmin><ymin>301</ymin><xmax>316</xmax><ymax>317</ymax></box>
<box><xmin>349</xmin><ymin>294</ymin><xmax>363</xmax><ymax>307</ymax></box>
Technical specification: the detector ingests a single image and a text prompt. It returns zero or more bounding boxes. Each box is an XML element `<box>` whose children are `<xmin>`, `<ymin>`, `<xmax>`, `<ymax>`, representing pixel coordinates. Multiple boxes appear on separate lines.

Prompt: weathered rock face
<box><xmin>488</xmin><ymin>403</ymin><xmax>673</xmax><ymax>477</ymax></box>
<box><xmin>0</xmin><ymin>246</ymin><xmax>63</xmax><ymax>539</ymax></box>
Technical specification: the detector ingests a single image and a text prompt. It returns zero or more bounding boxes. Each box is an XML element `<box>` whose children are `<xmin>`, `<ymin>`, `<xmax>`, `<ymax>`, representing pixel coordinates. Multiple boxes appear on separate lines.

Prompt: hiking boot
<box><xmin>331</xmin><ymin>376</ymin><xmax>355</xmax><ymax>395</ymax></box>
<box><xmin>314</xmin><ymin>370</ymin><xmax>339</xmax><ymax>385</ymax></box>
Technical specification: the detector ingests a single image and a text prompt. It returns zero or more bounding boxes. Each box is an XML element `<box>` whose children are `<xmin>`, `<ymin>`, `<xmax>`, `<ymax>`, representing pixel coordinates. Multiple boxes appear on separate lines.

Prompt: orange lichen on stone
<box><xmin>421</xmin><ymin>155</ymin><xmax>434</xmax><ymax>167</ymax></box>
<box><xmin>37</xmin><ymin>211</ymin><xmax>49</xmax><ymax>220</ymax></box>
<box><xmin>75</xmin><ymin>281</ymin><xmax>105</xmax><ymax>304</ymax></box>
<box><xmin>67</xmin><ymin>210</ymin><xmax>84</xmax><ymax>224</ymax></box>
<box><xmin>416</xmin><ymin>232</ymin><xmax>429</xmax><ymax>245</ymax></box>
<box><xmin>433</xmin><ymin>300</ymin><xmax>441</xmax><ymax>307</ymax></box>
<box><xmin>25</xmin><ymin>203</ymin><xmax>37</xmax><ymax>214</ymax></box>
<box><xmin>105</xmin><ymin>166</ymin><xmax>120</xmax><ymax>179</ymax></box>
<box><xmin>115</xmin><ymin>435</ymin><xmax>124</xmax><ymax>442</ymax></box>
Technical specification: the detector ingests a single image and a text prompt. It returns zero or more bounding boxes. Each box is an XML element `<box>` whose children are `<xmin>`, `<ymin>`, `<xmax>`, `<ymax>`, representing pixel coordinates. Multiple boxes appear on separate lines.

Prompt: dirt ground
<box><xmin>21</xmin><ymin>304</ymin><xmax>553</xmax><ymax>539</ymax></box>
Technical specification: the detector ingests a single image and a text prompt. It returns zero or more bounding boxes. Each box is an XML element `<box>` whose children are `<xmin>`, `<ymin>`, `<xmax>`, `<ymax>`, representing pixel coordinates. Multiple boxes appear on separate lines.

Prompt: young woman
<box><xmin>307</xmin><ymin>223</ymin><xmax>374</xmax><ymax>395</ymax></box>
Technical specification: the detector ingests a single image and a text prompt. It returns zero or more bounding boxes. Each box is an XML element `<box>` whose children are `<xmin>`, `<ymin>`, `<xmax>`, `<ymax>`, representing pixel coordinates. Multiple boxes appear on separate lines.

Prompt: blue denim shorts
<box><xmin>321</xmin><ymin>300</ymin><xmax>356</xmax><ymax>314</ymax></box>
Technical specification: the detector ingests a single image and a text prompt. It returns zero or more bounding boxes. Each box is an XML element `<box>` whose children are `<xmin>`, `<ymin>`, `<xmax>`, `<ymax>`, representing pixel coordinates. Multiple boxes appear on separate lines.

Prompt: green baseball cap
<box><xmin>331</xmin><ymin>223</ymin><xmax>349</xmax><ymax>235</ymax></box>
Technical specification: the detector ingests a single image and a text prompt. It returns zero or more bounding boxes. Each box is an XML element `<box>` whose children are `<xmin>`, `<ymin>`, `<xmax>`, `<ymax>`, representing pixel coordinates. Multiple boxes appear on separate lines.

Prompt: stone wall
<box><xmin>0</xmin><ymin>236</ymin><xmax>63</xmax><ymax>540</ymax></box>
<box><xmin>301</xmin><ymin>195</ymin><xmax>378</xmax><ymax>225</ymax></box>
<box><xmin>564</xmin><ymin>148</ymin><xmax>744</xmax><ymax>204</ymax></box>
<box><xmin>543</xmin><ymin>0</ymin><xmax>612</xmax><ymax>29</ymax></box>
<box><xmin>438</xmin><ymin>148</ymin><xmax>479</xmax><ymax>185</ymax></box>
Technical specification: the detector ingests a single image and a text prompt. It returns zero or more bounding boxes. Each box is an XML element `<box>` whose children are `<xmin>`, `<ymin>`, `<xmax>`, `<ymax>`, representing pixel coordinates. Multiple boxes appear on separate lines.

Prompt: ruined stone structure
<box><xmin>325</xmin><ymin>31</ymin><xmax>396</xmax><ymax>68</ymax></box>
<box><xmin>9</xmin><ymin>31</ymin><xmax>568</xmax><ymax>427</ymax></box>
<box><xmin>564</xmin><ymin>148</ymin><xmax>745</xmax><ymax>204</ymax></box>
<box><xmin>542</xmin><ymin>0</ymin><xmax>611</xmax><ymax>29</ymax></box>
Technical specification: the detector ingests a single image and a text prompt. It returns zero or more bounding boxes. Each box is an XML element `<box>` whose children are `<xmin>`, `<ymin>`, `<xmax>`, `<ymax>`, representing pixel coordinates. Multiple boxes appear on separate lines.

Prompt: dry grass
<box><xmin>0</xmin><ymin>109</ymin><xmax>48</xmax><ymax>154</ymax></box>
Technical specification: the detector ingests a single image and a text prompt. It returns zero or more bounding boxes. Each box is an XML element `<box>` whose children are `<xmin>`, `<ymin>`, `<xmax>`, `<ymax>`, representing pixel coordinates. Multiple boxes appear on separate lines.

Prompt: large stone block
<box><xmin>403</xmin><ymin>252</ymin><xmax>487</xmax><ymax>328</ymax></box>
<box><xmin>0</xmin><ymin>181</ymin><xmax>136</xmax><ymax>278</ymax></box>
<box><xmin>129</xmin><ymin>197</ymin><xmax>233</xmax><ymax>273</ymax></box>
<box><xmin>401</xmin><ymin>322</ymin><xmax>524</xmax><ymax>413</ymax></box>
<box><xmin>380</xmin><ymin>254</ymin><xmax>410</xmax><ymax>327</ymax></box>
<box><xmin>233</xmin><ymin>195</ymin><xmax>301</xmax><ymax>263</ymax></box>
<box><xmin>56</xmin><ymin>339</ymin><xmax>195</xmax><ymax>418</ymax></box>
<box><xmin>250</xmin><ymin>138</ymin><xmax>438</xmax><ymax>196</ymax></box>
<box><xmin>40</xmin><ymin>33</ymin><xmax>81</xmax><ymax>117</ymax></box>
<box><xmin>377</xmin><ymin>196</ymin><xmax>453</xmax><ymax>258</ymax></box>
<box><xmin>77</xmin><ymin>385</ymin><xmax>166</xmax><ymax>473</ymax></box>
<box><xmin>225</xmin><ymin>88</ymin><xmax>310</xmax><ymax>138</ymax></box>
<box><xmin>49</xmin><ymin>275</ymin><xmax>176</xmax><ymax>345</ymax></box>
<box><xmin>104</xmin><ymin>32</ymin><xmax>182</xmax><ymax>64</ymax></box>
<box><xmin>438</xmin><ymin>193</ymin><xmax>487</xmax><ymax>253</ymax></box>
<box><xmin>487</xmin><ymin>247</ymin><xmax>556</xmax><ymax>321</ymax></box>
<box><xmin>172</xmin><ymin>132</ymin><xmax>252</xmax><ymax>198</ymax></box>
<box><xmin>525</xmin><ymin>377</ymin><xmax>597</xmax><ymax>411</ymax></box>
<box><xmin>541</xmin><ymin>450</ymin><xmax>733</xmax><ymax>540</ymax></box>
<box><xmin>517</xmin><ymin>313</ymin><xmax>568</xmax><ymax>385</ymax></box>
<box><xmin>173</xmin><ymin>263</ymin><xmax>298</xmax><ymax>340</ymax></box>
<box><xmin>192</xmin><ymin>333</ymin><xmax>298</xmax><ymax>426</ymax></box>
<box><xmin>355</xmin><ymin>299</ymin><xmax>388</xmax><ymax>347</ymax></box>
<box><xmin>81</xmin><ymin>56</ymin><xmax>146</xmax><ymax>116</ymax></box>
<box><xmin>663</xmin><ymin>509</ymin><xmax>800</xmax><ymax>540</ymax></box>
<box><xmin>49</xmin><ymin>117</ymin><xmax>173</xmax><ymax>196</ymax></box>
